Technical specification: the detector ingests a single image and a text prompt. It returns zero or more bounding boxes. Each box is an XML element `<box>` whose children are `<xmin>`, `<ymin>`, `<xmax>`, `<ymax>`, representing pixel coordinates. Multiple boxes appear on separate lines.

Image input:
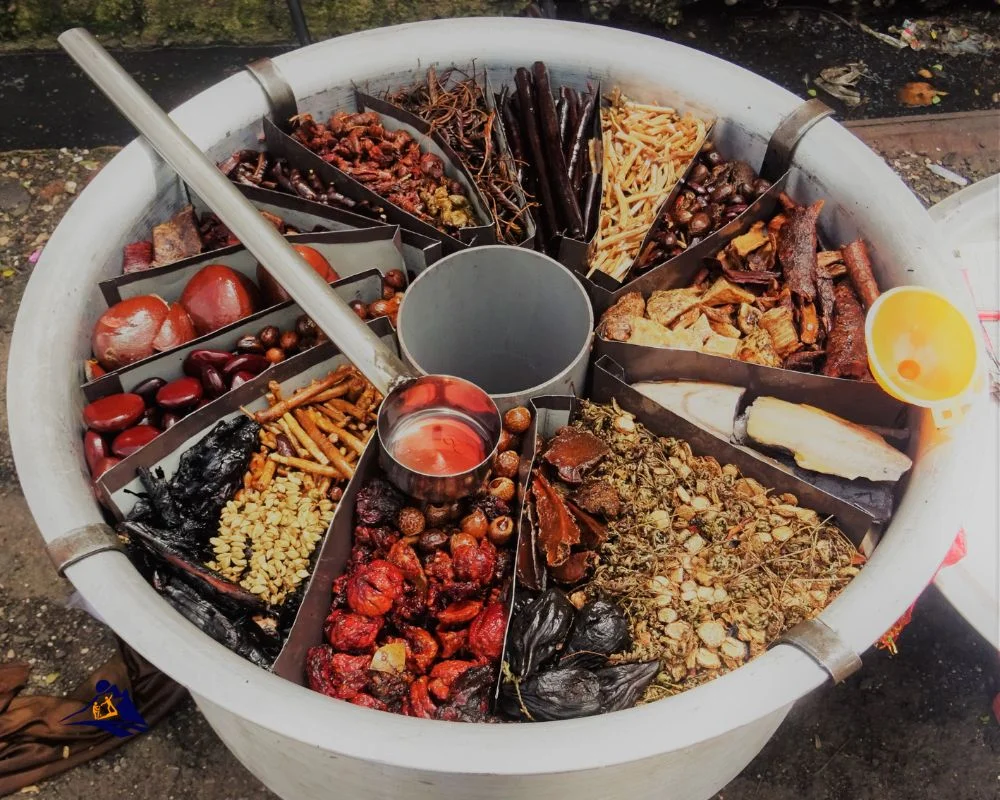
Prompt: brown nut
<box><xmin>503</xmin><ymin>407</ymin><xmax>531</xmax><ymax>435</ymax></box>
<box><xmin>382</xmin><ymin>285</ymin><xmax>396</xmax><ymax>301</ymax></box>
<box><xmin>259</xmin><ymin>325</ymin><xmax>280</xmax><ymax>349</ymax></box>
<box><xmin>349</xmin><ymin>300</ymin><xmax>369</xmax><ymax>320</ymax></box>
<box><xmin>426</xmin><ymin>502</ymin><xmax>460</xmax><ymax>527</ymax></box>
<box><xmin>417</xmin><ymin>529</ymin><xmax>449</xmax><ymax>553</ymax></box>
<box><xmin>383</xmin><ymin>269</ymin><xmax>407</xmax><ymax>290</ymax></box>
<box><xmin>688</xmin><ymin>212</ymin><xmax>711</xmax><ymax>235</ymax></box>
<box><xmin>279</xmin><ymin>330</ymin><xmax>300</xmax><ymax>353</ymax></box>
<box><xmin>497</xmin><ymin>428</ymin><xmax>516</xmax><ymax>453</ymax></box>
<box><xmin>493</xmin><ymin>450</ymin><xmax>520</xmax><ymax>479</ymax></box>
<box><xmin>235</xmin><ymin>334</ymin><xmax>264</xmax><ymax>354</ymax></box>
<box><xmin>487</xmin><ymin>515</ymin><xmax>515</xmax><ymax>547</ymax></box>
<box><xmin>296</xmin><ymin>315</ymin><xmax>319</xmax><ymax>340</ymax></box>
<box><xmin>265</xmin><ymin>347</ymin><xmax>285</xmax><ymax>364</ymax></box>
<box><xmin>449</xmin><ymin>532</ymin><xmax>478</xmax><ymax>555</ymax></box>
<box><xmin>397</xmin><ymin>506</ymin><xmax>427</xmax><ymax>538</ymax></box>
<box><xmin>460</xmin><ymin>508</ymin><xmax>488</xmax><ymax>540</ymax></box>
<box><xmin>328</xmin><ymin>485</ymin><xmax>344</xmax><ymax>502</ymax></box>
<box><xmin>487</xmin><ymin>477</ymin><xmax>515</xmax><ymax>503</ymax></box>
<box><xmin>368</xmin><ymin>299</ymin><xmax>392</xmax><ymax>318</ymax></box>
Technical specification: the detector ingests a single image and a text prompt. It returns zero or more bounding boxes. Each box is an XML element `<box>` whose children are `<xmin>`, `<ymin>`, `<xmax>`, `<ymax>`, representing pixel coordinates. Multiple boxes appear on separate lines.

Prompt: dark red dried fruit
<box><xmin>349</xmin><ymin>693</ymin><xmax>388</xmax><ymax>711</ymax></box>
<box><xmin>436</xmin><ymin>627</ymin><xmax>467</xmax><ymax>659</ymax></box>
<box><xmin>566</xmin><ymin>499</ymin><xmax>609</xmax><ymax>549</ymax></box>
<box><xmin>428</xmin><ymin>659</ymin><xmax>476</xmax><ymax>701</ymax></box>
<box><xmin>541</xmin><ymin>428</ymin><xmax>610</xmax><ymax>483</ymax></box>
<box><xmin>452</xmin><ymin>538</ymin><xmax>497</xmax><ymax>585</ymax></box>
<box><xmin>406</xmin><ymin>676</ymin><xmax>436</xmax><ymax>718</ymax></box>
<box><xmin>548</xmin><ymin>550</ymin><xmax>598</xmax><ymax>585</ymax></box>
<box><xmin>346</xmin><ymin>560</ymin><xmax>404</xmax><ymax>617</ymax></box>
<box><xmin>324</xmin><ymin>609</ymin><xmax>383</xmax><ymax>653</ymax></box>
<box><xmin>399</xmin><ymin>624</ymin><xmax>439</xmax><ymax>675</ymax></box>
<box><xmin>467</xmin><ymin>602</ymin><xmax>506</xmax><ymax>661</ymax></box>
<box><xmin>306</xmin><ymin>647</ymin><xmax>370</xmax><ymax>701</ymax></box>
<box><xmin>437</xmin><ymin>599</ymin><xmax>483</xmax><ymax>628</ymax></box>
<box><xmin>355</xmin><ymin>479</ymin><xmax>404</xmax><ymax>526</ymax></box>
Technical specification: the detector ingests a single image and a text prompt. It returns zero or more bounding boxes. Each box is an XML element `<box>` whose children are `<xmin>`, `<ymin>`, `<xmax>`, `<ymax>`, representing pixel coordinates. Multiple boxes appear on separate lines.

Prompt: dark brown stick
<box><xmin>567</xmin><ymin>92</ymin><xmax>597</xmax><ymax>194</ymax></box>
<box><xmin>842</xmin><ymin>239</ymin><xmax>880</xmax><ymax>309</ymax></box>
<box><xmin>515</xmin><ymin>67</ymin><xmax>557</xmax><ymax>243</ymax></box>
<box><xmin>532</xmin><ymin>61</ymin><xmax>583</xmax><ymax>237</ymax></box>
<box><xmin>556</xmin><ymin>94</ymin><xmax>570</xmax><ymax>150</ymax></box>
<box><xmin>564</xmin><ymin>87</ymin><xmax>580</xmax><ymax>161</ymax></box>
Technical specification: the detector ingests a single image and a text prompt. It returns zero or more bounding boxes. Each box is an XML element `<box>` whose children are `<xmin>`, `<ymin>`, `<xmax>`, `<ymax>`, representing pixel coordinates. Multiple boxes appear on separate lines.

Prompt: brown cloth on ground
<box><xmin>0</xmin><ymin>642</ymin><xmax>187</xmax><ymax>796</ymax></box>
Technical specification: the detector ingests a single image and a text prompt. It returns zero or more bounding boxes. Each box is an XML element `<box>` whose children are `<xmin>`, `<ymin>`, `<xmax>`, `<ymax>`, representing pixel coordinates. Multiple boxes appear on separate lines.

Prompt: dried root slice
<box><xmin>632</xmin><ymin>380</ymin><xmax>744</xmax><ymax>439</ymax></box>
<box><xmin>735</xmin><ymin>327</ymin><xmax>782</xmax><ymax>367</ymax></box>
<box><xmin>759</xmin><ymin>306</ymin><xmax>800</xmax><ymax>358</ymax></box>
<box><xmin>745</xmin><ymin>396</ymin><xmax>912</xmax><ymax>482</ymax></box>
<box><xmin>646</xmin><ymin>287</ymin><xmax>703</xmax><ymax>327</ymax></box>
<box><xmin>729</xmin><ymin>221</ymin><xmax>769</xmax><ymax>257</ymax></box>
<box><xmin>702</xmin><ymin>277</ymin><xmax>756</xmax><ymax>307</ymax></box>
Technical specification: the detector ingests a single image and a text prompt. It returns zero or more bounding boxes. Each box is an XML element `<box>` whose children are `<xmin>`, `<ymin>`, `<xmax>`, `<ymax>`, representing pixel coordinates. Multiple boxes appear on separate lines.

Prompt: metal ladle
<box><xmin>59</xmin><ymin>28</ymin><xmax>501</xmax><ymax>502</ymax></box>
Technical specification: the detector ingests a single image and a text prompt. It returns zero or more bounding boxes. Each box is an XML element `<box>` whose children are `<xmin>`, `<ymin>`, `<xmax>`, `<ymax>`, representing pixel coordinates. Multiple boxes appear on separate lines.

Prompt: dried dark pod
<box><xmin>500</xmin><ymin>666</ymin><xmax>601</xmax><ymax>721</ymax></box>
<box><xmin>505</xmin><ymin>588</ymin><xmax>575</xmax><ymax>678</ymax></box>
<box><xmin>595</xmin><ymin>661</ymin><xmax>660</xmax><ymax>713</ymax></box>
<box><xmin>561</xmin><ymin>599</ymin><xmax>631</xmax><ymax>669</ymax></box>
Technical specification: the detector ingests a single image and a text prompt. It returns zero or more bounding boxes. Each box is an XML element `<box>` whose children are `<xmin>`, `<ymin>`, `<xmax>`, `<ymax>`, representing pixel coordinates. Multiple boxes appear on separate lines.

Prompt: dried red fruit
<box><xmin>436</xmin><ymin>627</ymin><xmax>468</xmax><ymax>659</ymax></box>
<box><xmin>532</xmin><ymin>471</ymin><xmax>580</xmax><ymax>567</ymax></box>
<box><xmin>428</xmin><ymin>660</ymin><xmax>477</xmax><ymax>701</ymax></box>
<box><xmin>179</xmin><ymin>263</ymin><xmax>260</xmax><ymax>335</ymax></box>
<box><xmin>349</xmin><ymin>692</ymin><xmax>388</xmax><ymax>712</ymax></box>
<box><xmin>437</xmin><ymin>599</ymin><xmax>483</xmax><ymax>628</ymax></box>
<box><xmin>306</xmin><ymin>647</ymin><xmax>370</xmax><ymax>701</ymax></box>
<box><xmin>346</xmin><ymin>560</ymin><xmax>405</xmax><ymax>617</ymax></box>
<box><xmin>388</xmin><ymin>540</ymin><xmax>427</xmax><ymax>593</ymax></box>
<box><xmin>399</xmin><ymin>624</ymin><xmax>440</xmax><ymax>675</ymax></box>
<box><xmin>452</xmin><ymin>537</ymin><xmax>497</xmax><ymax>585</ymax></box>
<box><xmin>541</xmin><ymin>427</ymin><xmax>610</xmax><ymax>483</ymax></box>
<box><xmin>572</xmin><ymin>479</ymin><xmax>622</xmax><ymax>519</ymax></box>
<box><xmin>424</xmin><ymin>550</ymin><xmax>454</xmax><ymax>584</ymax></box>
<box><xmin>324</xmin><ymin>609</ymin><xmax>383</xmax><ymax>652</ymax></box>
<box><xmin>406</xmin><ymin>676</ymin><xmax>437</xmax><ymax>718</ymax></box>
<box><xmin>467</xmin><ymin>602</ymin><xmax>507</xmax><ymax>661</ymax></box>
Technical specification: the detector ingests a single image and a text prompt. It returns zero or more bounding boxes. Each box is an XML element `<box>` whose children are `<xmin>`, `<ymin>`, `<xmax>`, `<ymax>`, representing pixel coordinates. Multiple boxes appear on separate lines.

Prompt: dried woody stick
<box><xmin>253</xmin><ymin>365</ymin><xmax>354</xmax><ymax>424</ymax></box>
<box><xmin>293</xmin><ymin>408</ymin><xmax>355</xmax><ymax>479</ymax></box>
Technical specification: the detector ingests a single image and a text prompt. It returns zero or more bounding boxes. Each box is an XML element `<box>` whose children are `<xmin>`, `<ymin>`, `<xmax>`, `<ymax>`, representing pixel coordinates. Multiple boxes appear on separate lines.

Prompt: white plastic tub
<box><xmin>7</xmin><ymin>18</ymin><xmax>986</xmax><ymax>800</ymax></box>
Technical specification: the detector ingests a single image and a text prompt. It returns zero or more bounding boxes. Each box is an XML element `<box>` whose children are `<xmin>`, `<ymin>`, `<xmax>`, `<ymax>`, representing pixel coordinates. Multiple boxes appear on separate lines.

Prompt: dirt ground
<box><xmin>1</xmin><ymin>126</ymin><xmax>998</xmax><ymax>800</ymax></box>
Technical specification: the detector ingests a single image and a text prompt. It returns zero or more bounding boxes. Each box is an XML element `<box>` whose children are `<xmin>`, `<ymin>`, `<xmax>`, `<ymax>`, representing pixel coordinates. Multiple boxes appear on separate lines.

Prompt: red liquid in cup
<box><xmin>390</xmin><ymin>410</ymin><xmax>488</xmax><ymax>476</ymax></box>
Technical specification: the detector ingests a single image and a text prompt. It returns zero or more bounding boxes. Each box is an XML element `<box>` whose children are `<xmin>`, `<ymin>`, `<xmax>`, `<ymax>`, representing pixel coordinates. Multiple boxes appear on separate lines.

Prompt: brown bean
<box><xmin>710</xmin><ymin>183</ymin><xmax>734</xmax><ymax>203</ymax></box>
<box><xmin>275</xmin><ymin>433</ymin><xmax>296</xmax><ymax>457</ymax></box>
<box><xmin>183</xmin><ymin>349</ymin><xmax>231</xmax><ymax>377</ymax></box>
<box><xmin>688</xmin><ymin>212</ymin><xmax>711</xmax><ymax>235</ymax></box>
<box><xmin>259</xmin><ymin>325</ymin><xmax>280</xmax><ymax>348</ymax></box>
<box><xmin>690</xmin><ymin>163</ymin><xmax>710</xmax><ymax>183</ymax></box>
<box><xmin>279</xmin><ymin>330</ymin><xmax>299</xmax><ymax>353</ymax></box>
<box><xmin>235</xmin><ymin>334</ymin><xmax>265</xmax><ymax>354</ymax></box>
<box><xmin>198</xmin><ymin>364</ymin><xmax>227</xmax><ymax>398</ymax></box>
<box><xmin>229</xmin><ymin>370</ymin><xmax>256</xmax><ymax>390</ymax></box>
<box><xmin>417</xmin><ymin>529</ymin><xmax>449</xmax><ymax>553</ymax></box>
<box><xmin>222</xmin><ymin>353</ymin><xmax>270</xmax><ymax>377</ymax></box>
<box><xmin>295</xmin><ymin>315</ymin><xmax>318</xmax><ymax>340</ymax></box>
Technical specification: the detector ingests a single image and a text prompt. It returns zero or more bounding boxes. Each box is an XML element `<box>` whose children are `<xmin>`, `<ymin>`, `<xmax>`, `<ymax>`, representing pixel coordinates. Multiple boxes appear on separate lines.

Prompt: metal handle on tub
<box><xmin>57</xmin><ymin>27</ymin><xmax>417</xmax><ymax>398</ymax></box>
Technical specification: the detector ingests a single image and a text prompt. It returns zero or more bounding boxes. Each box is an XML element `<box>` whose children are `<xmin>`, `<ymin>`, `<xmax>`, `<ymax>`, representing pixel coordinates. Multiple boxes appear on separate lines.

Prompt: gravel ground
<box><xmin>1</xmin><ymin>139</ymin><xmax>998</xmax><ymax>799</ymax></box>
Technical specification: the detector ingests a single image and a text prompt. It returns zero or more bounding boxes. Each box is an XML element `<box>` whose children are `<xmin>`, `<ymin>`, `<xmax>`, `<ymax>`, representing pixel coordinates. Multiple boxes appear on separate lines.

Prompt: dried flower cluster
<box><xmin>573</xmin><ymin>400</ymin><xmax>861</xmax><ymax>699</ymax></box>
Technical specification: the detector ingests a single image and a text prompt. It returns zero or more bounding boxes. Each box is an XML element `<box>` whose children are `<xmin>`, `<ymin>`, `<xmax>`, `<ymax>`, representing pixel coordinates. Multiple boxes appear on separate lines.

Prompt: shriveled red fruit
<box><xmin>467</xmin><ymin>602</ymin><xmax>506</xmax><ymax>661</ymax></box>
<box><xmin>349</xmin><ymin>693</ymin><xmax>388</xmax><ymax>711</ymax></box>
<box><xmin>437</xmin><ymin>599</ymin><xmax>483</xmax><ymax>628</ymax></box>
<box><xmin>111</xmin><ymin>425</ymin><xmax>161</xmax><ymax>458</ymax></box>
<box><xmin>436</xmin><ymin>627</ymin><xmax>467</xmax><ymax>659</ymax></box>
<box><xmin>324</xmin><ymin>609</ymin><xmax>382</xmax><ymax>653</ymax></box>
<box><xmin>92</xmin><ymin>295</ymin><xmax>196</xmax><ymax>369</ymax></box>
<box><xmin>406</xmin><ymin>676</ymin><xmax>436</xmax><ymax>718</ymax></box>
<box><xmin>257</xmin><ymin>245</ymin><xmax>339</xmax><ymax>305</ymax></box>
<box><xmin>179</xmin><ymin>264</ymin><xmax>259</xmax><ymax>335</ymax></box>
<box><xmin>428</xmin><ymin>660</ymin><xmax>476</xmax><ymax>701</ymax></box>
<box><xmin>452</xmin><ymin>537</ymin><xmax>497</xmax><ymax>585</ymax></box>
<box><xmin>399</xmin><ymin>624</ymin><xmax>439</xmax><ymax>675</ymax></box>
<box><xmin>346</xmin><ymin>560</ymin><xmax>405</xmax><ymax>617</ymax></box>
<box><xmin>83</xmin><ymin>393</ymin><xmax>145</xmax><ymax>433</ymax></box>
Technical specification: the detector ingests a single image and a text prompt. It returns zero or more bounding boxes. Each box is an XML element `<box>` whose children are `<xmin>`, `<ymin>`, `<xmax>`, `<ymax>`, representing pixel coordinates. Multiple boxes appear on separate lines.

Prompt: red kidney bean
<box><xmin>183</xmin><ymin>349</ymin><xmax>232</xmax><ymax>377</ymax></box>
<box><xmin>222</xmin><ymin>353</ymin><xmax>270</xmax><ymax>378</ymax></box>
<box><xmin>83</xmin><ymin>393</ymin><xmax>145</xmax><ymax>433</ymax></box>
<box><xmin>131</xmin><ymin>376</ymin><xmax>167</xmax><ymax>407</ymax></box>
<box><xmin>198</xmin><ymin>364</ymin><xmax>227</xmax><ymax>397</ymax></box>
<box><xmin>83</xmin><ymin>430</ymin><xmax>110</xmax><ymax>473</ymax></box>
<box><xmin>112</xmin><ymin>425</ymin><xmax>161</xmax><ymax>458</ymax></box>
<box><xmin>162</xmin><ymin>411</ymin><xmax>182</xmax><ymax>430</ymax></box>
<box><xmin>91</xmin><ymin>455</ymin><xmax>122</xmax><ymax>481</ymax></box>
<box><xmin>155</xmin><ymin>376</ymin><xmax>203</xmax><ymax>410</ymax></box>
<box><xmin>138</xmin><ymin>405</ymin><xmax>161</xmax><ymax>427</ymax></box>
<box><xmin>84</xmin><ymin>359</ymin><xmax>106</xmax><ymax>382</ymax></box>
<box><xmin>229</xmin><ymin>370</ymin><xmax>256</xmax><ymax>390</ymax></box>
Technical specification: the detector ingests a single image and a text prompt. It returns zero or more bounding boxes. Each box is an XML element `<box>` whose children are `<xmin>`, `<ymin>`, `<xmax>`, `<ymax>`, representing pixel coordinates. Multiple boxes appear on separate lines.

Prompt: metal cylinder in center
<box><xmin>396</xmin><ymin>245</ymin><xmax>594</xmax><ymax>411</ymax></box>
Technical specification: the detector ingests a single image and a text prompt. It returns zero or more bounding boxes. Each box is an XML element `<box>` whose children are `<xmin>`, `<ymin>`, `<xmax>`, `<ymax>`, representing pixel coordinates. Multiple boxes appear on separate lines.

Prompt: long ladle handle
<box><xmin>58</xmin><ymin>28</ymin><xmax>416</xmax><ymax>397</ymax></box>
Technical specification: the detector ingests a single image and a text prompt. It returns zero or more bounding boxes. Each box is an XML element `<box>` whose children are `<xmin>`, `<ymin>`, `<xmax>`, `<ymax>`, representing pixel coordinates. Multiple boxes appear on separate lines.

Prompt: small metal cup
<box><xmin>396</xmin><ymin>245</ymin><xmax>594</xmax><ymax>412</ymax></box>
<box><xmin>377</xmin><ymin>374</ymin><xmax>502</xmax><ymax>503</ymax></box>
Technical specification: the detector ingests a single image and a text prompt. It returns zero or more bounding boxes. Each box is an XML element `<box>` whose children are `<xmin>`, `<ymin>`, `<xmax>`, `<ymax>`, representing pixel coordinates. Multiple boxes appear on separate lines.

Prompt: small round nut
<box><xmin>265</xmin><ymin>347</ymin><xmax>285</xmax><ymax>364</ymax></box>
<box><xmin>397</xmin><ymin>506</ymin><xmax>426</xmax><ymax>538</ymax></box>
<box><xmin>368</xmin><ymin>299</ymin><xmax>392</xmax><ymax>318</ymax></box>
<box><xmin>497</xmin><ymin>429</ymin><xmax>516</xmax><ymax>453</ymax></box>
<box><xmin>349</xmin><ymin>300</ymin><xmax>369</xmax><ymax>320</ymax></box>
<box><xmin>417</xmin><ymin>529</ymin><xmax>448</xmax><ymax>553</ymax></box>
<box><xmin>383</xmin><ymin>269</ymin><xmax>407</xmax><ymax>290</ymax></box>
<box><xmin>493</xmin><ymin>450</ymin><xmax>520</xmax><ymax>479</ymax></box>
<box><xmin>259</xmin><ymin>325</ymin><xmax>280</xmax><ymax>349</ymax></box>
<box><xmin>503</xmin><ymin>406</ymin><xmax>531</xmax><ymax>434</ymax></box>
<box><xmin>426</xmin><ymin>502</ymin><xmax>460</xmax><ymax>527</ymax></box>
<box><xmin>487</xmin><ymin>477</ymin><xmax>515</xmax><ymax>503</ymax></box>
<box><xmin>279</xmin><ymin>330</ymin><xmax>300</xmax><ymax>353</ymax></box>
<box><xmin>487</xmin><ymin>515</ymin><xmax>514</xmax><ymax>547</ymax></box>
<box><xmin>460</xmin><ymin>508</ymin><xmax>488</xmax><ymax>540</ymax></box>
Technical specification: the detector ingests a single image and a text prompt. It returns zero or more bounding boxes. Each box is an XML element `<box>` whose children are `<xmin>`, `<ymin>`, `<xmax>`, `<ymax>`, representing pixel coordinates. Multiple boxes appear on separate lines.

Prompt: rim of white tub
<box><xmin>7</xmin><ymin>17</ymin><xmax>983</xmax><ymax>778</ymax></box>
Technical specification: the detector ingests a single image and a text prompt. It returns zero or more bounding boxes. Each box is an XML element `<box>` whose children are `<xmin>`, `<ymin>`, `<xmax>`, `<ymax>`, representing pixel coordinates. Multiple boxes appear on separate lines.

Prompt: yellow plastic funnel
<box><xmin>865</xmin><ymin>285</ymin><xmax>980</xmax><ymax>427</ymax></box>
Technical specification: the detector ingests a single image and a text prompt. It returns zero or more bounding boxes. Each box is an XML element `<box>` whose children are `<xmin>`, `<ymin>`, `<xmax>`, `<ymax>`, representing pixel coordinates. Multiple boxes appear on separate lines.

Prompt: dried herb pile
<box><xmin>386</xmin><ymin>67</ymin><xmax>530</xmax><ymax>245</ymax></box>
<box><xmin>569</xmin><ymin>400</ymin><xmax>861</xmax><ymax>700</ymax></box>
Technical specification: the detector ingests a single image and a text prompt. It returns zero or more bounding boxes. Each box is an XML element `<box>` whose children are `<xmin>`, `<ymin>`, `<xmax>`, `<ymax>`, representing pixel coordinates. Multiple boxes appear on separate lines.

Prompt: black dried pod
<box><xmin>561</xmin><ymin>599</ymin><xmax>631</xmax><ymax>669</ymax></box>
<box><xmin>506</xmin><ymin>588</ymin><xmax>575</xmax><ymax>678</ymax></box>
<box><xmin>595</xmin><ymin>660</ymin><xmax>661</xmax><ymax>713</ymax></box>
<box><xmin>355</xmin><ymin>478</ymin><xmax>404</xmax><ymax>526</ymax></box>
<box><xmin>500</xmin><ymin>667</ymin><xmax>602</xmax><ymax>721</ymax></box>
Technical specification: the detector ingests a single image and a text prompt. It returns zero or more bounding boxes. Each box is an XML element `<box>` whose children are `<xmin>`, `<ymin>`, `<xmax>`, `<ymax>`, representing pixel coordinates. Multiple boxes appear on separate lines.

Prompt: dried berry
<box><xmin>493</xmin><ymin>450</ymin><xmax>520</xmax><ymax>479</ymax></box>
<box><xmin>503</xmin><ymin>406</ymin><xmax>532</xmax><ymax>434</ymax></box>
<box><xmin>356</xmin><ymin>479</ymin><xmax>404</xmax><ymax>526</ymax></box>
<box><xmin>258</xmin><ymin>325</ymin><xmax>280</xmax><ymax>349</ymax></box>
<box><xmin>487</xmin><ymin>515</ymin><xmax>515</xmax><ymax>547</ymax></box>
<box><xmin>397</xmin><ymin>506</ymin><xmax>426</xmax><ymax>537</ymax></box>
<box><xmin>488</xmin><ymin>477</ymin><xmax>515</xmax><ymax>502</ymax></box>
<box><xmin>460</xmin><ymin>508</ymin><xmax>488</xmax><ymax>540</ymax></box>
